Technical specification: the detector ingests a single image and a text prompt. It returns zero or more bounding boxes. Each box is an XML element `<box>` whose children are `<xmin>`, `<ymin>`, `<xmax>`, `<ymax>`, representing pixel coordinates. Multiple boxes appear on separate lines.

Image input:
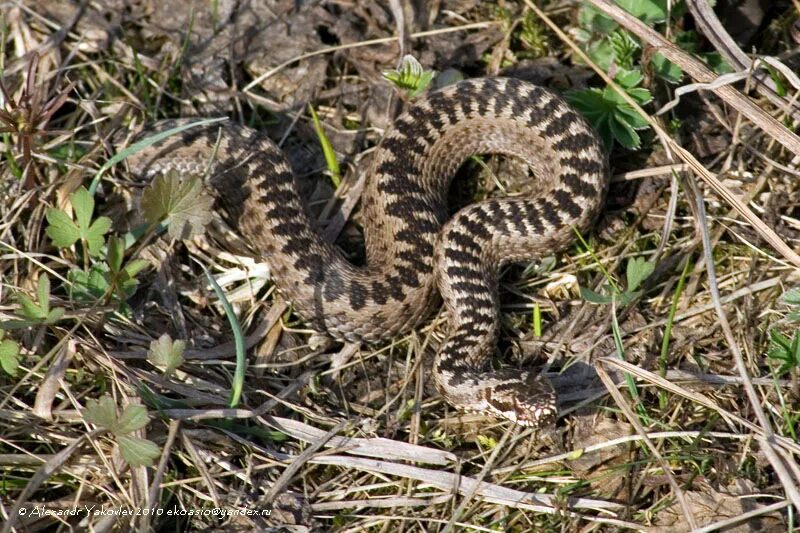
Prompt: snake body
<box><xmin>130</xmin><ymin>77</ymin><xmax>608</xmax><ymax>426</ymax></box>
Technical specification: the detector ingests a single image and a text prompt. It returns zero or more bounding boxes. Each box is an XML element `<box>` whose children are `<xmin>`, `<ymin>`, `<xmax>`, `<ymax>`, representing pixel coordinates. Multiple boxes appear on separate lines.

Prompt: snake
<box><xmin>128</xmin><ymin>77</ymin><xmax>608</xmax><ymax>427</ymax></box>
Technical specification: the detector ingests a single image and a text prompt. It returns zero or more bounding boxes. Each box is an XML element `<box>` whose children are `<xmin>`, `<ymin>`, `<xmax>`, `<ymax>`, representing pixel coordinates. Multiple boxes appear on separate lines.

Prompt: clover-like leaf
<box><xmin>45</xmin><ymin>208</ymin><xmax>81</xmax><ymax>248</ymax></box>
<box><xmin>45</xmin><ymin>187</ymin><xmax>112</xmax><ymax>256</ymax></box>
<box><xmin>147</xmin><ymin>333</ymin><xmax>185</xmax><ymax>376</ymax></box>
<box><xmin>115</xmin><ymin>404</ymin><xmax>150</xmax><ymax>434</ymax></box>
<box><xmin>84</xmin><ymin>395</ymin><xmax>120</xmax><ymax>431</ymax></box>
<box><xmin>141</xmin><ymin>171</ymin><xmax>214</xmax><ymax>239</ymax></box>
<box><xmin>117</xmin><ymin>434</ymin><xmax>160</xmax><ymax>467</ymax></box>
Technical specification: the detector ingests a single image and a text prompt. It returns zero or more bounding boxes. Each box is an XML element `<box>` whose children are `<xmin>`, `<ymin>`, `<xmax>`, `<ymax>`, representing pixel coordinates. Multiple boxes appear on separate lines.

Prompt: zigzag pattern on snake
<box><xmin>129</xmin><ymin>77</ymin><xmax>608</xmax><ymax>427</ymax></box>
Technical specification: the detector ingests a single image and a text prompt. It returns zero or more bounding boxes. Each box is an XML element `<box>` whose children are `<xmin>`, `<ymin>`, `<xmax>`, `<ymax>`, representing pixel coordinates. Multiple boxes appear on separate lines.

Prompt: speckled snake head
<box><xmin>482</xmin><ymin>370</ymin><xmax>558</xmax><ymax>427</ymax></box>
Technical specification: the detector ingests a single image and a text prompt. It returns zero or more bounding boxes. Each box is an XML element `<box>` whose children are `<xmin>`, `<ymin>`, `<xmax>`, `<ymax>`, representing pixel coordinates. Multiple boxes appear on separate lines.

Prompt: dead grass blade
<box><xmin>525</xmin><ymin>0</ymin><xmax>800</xmax><ymax>269</ymax></box>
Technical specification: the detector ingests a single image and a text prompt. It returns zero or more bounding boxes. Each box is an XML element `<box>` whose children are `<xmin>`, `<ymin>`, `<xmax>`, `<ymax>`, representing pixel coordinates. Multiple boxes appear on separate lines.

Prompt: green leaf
<box><xmin>44</xmin><ymin>307</ymin><xmax>65</xmax><ymax>325</ymax></box>
<box><xmin>106</xmin><ymin>236</ymin><xmax>125</xmax><ymax>273</ymax></box>
<box><xmin>609</xmin><ymin>31</ymin><xmax>639</xmax><ymax>70</ymax></box>
<box><xmin>610</xmin><ymin>112</ymin><xmax>642</xmax><ymax>150</ymax></box>
<box><xmin>652</xmin><ymin>52</ymin><xmax>683</xmax><ymax>84</ymax></box>
<box><xmin>37</xmin><ymin>274</ymin><xmax>51</xmax><ymax>316</ymax></box>
<box><xmin>69</xmin><ymin>265</ymin><xmax>109</xmax><ymax>302</ymax></box>
<box><xmin>85</xmin><ymin>217</ymin><xmax>112</xmax><ymax>256</ymax></box>
<box><xmin>580</xmin><ymin>286</ymin><xmax>615</xmax><ymax>304</ymax></box>
<box><xmin>71</xmin><ymin>187</ymin><xmax>95</xmax><ymax>232</ymax></box>
<box><xmin>45</xmin><ymin>208</ymin><xmax>81</xmax><ymax>248</ymax></box>
<box><xmin>123</xmin><ymin>259</ymin><xmax>149</xmax><ymax>279</ymax></box>
<box><xmin>0</xmin><ymin>337</ymin><xmax>21</xmax><ymax>376</ymax></box>
<box><xmin>84</xmin><ymin>395</ymin><xmax>120</xmax><ymax>431</ymax></box>
<box><xmin>140</xmin><ymin>171</ymin><xmax>214</xmax><ymax>240</ymax></box>
<box><xmin>45</xmin><ymin>187</ymin><xmax>111</xmax><ymax>256</ymax></box>
<box><xmin>147</xmin><ymin>333</ymin><xmax>185</xmax><ymax>376</ymax></box>
<box><xmin>569</xmin><ymin>78</ymin><xmax>651</xmax><ymax>151</ymax></box>
<box><xmin>17</xmin><ymin>294</ymin><xmax>47</xmax><ymax>321</ymax></box>
<box><xmin>578</xmin><ymin>5</ymin><xmax>617</xmax><ymax>34</ymax></box>
<box><xmin>626</xmin><ymin>257</ymin><xmax>655</xmax><ymax>292</ymax></box>
<box><xmin>117</xmin><ymin>434</ymin><xmax>160</xmax><ymax>467</ymax></box>
<box><xmin>115</xmin><ymin>404</ymin><xmax>151</xmax><ymax>434</ymax></box>
<box><xmin>614</xmin><ymin>68</ymin><xmax>643</xmax><ymax>89</ymax></box>
<box><xmin>767</xmin><ymin>329</ymin><xmax>800</xmax><ymax>375</ymax></box>
<box><xmin>703</xmin><ymin>52</ymin><xmax>733</xmax><ymax>75</ymax></box>
<box><xmin>615</xmin><ymin>0</ymin><xmax>667</xmax><ymax>24</ymax></box>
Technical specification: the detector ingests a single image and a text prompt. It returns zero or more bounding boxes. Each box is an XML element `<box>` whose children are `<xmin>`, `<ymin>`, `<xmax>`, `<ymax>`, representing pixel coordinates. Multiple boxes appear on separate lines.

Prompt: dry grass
<box><xmin>1</xmin><ymin>0</ymin><xmax>800</xmax><ymax>531</ymax></box>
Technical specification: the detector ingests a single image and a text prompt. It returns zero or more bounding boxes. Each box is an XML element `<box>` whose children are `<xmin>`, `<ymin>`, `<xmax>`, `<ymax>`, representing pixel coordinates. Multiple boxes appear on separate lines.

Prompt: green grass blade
<box><xmin>658</xmin><ymin>256</ymin><xmax>691</xmax><ymax>409</ymax></box>
<box><xmin>199</xmin><ymin>262</ymin><xmax>245</xmax><ymax>408</ymax></box>
<box><xmin>308</xmin><ymin>105</ymin><xmax>341</xmax><ymax>187</ymax></box>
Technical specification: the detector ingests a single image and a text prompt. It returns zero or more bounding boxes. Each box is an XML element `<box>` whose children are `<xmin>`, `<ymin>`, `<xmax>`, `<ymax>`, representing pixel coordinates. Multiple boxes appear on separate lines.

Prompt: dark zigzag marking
<box><xmin>370</xmin><ymin>281</ymin><xmax>388</xmax><ymax>305</ymax></box>
<box><xmin>385</xmin><ymin>276</ymin><xmax>406</xmax><ymax>301</ymax></box>
<box><xmin>492</xmin><ymin>86</ymin><xmax>511</xmax><ymax>116</ymax></box>
<box><xmin>552</xmin><ymin>131</ymin><xmax>597</xmax><ymax>153</ymax></box>
<box><xmin>450</xmin><ymin>280</ymin><xmax>486</xmax><ymax>294</ymax></box>
<box><xmin>552</xmin><ymin>189</ymin><xmax>583</xmax><ymax>219</ymax></box>
<box><xmin>522</xmin><ymin>203</ymin><xmax>545</xmax><ymax>234</ymax></box>
<box><xmin>562</xmin><ymin>172</ymin><xmax>599</xmax><ymax>198</ymax></box>
<box><xmin>396</xmin><ymin>265</ymin><xmax>420</xmax><ymax>287</ymax></box>
<box><xmin>283</xmin><ymin>236</ymin><xmax>313</xmax><ymax>256</ymax></box>
<box><xmin>559</xmin><ymin>155</ymin><xmax>604</xmax><ymax>175</ymax></box>
<box><xmin>446</xmin><ymin>230</ymin><xmax>482</xmax><ymax>254</ymax></box>
<box><xmin>323</xmin><ymin>270</ymin><xmax>345</xmax><ymax>301</ymax></box>
<box><xmin>542</xmin><ymin>111</ymin><xmax>572</xmax><ymax>138</ymax></box>
<box><xmin>397</xmin><ymin>251</ymin><xmax>431</xmax><ymax>273</ymax></box>
<box><xmin>348</xmin><ymin>282</ymin><xmax>367</xmax><ymax>311</ymax></box>
<box><xmin>446</xmin><ymin>265</ymin><xmax>484</xmax><ymax>281</ymax></box>
<box><xmin>444</xmin><ymin>248</ymin><xmax>479</xmax><ymax>265</ymax></box>
<box><xmin>538</xmin><ymin>198</ymin><xmax>563</xmax><ymax>227</ymax></box>
<box><xmin>528</xmin><ymin>97</ymin><xmax>560</xmax><ymax>128</ymax></box>
<box><xmin>395</xmin><ymin>229</ymin><xmax>435</xmax><ymax>255</ymax></box>
<box><xmin>272</xmin><ymin>221</ymin><xmax>307</xmax><ymax>237</ymax></box>
<box><xmin>459</xmin><ymin>216</ymin><xmax>492</xmax><ymax>241</ymax></box>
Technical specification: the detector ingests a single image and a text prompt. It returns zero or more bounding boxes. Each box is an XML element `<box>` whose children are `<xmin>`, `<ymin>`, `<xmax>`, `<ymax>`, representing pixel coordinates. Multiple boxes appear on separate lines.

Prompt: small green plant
<box><xmin>3</xmin><ymin>274</ymin><xmax>66</xmax><ymax>329</ymax></box>
<box><xmin>382</xmin><ymin>55</ymin><xmax>435</xmax><ymax>98</ymax></box>
<box><xmin>0</xmin><ymin>52</ymin><xmax>75</xmax><ymax>186</ymax></box>
<box><xmin>46</xmin><ymin>186</ymin><xmax>112</xmax><ymax>260</ymax></box>
<box><xmin>767</xmin><ymin>329</ymin><xmax>800</xmax><ymax>377</ymax></box>
<box><xmin>567</xmin><ymin>69</ymin><xmax>653</xmax><ymax>150</ymax></box>
<box><xmin>84</xmin><ymin>395</ymin><xmax>160</xmax><ymax>467</ymax></box>
<box><xmin>581</xmin><ymin>256</ymin><xmax>655</xmax><ymax>306</ymax></box>
<box><xmin>140</xmin><ymin>170</ymin><xmax>214</xmax><ymax>239</ymax></box>
<box><xmin>0</xmin><ymin>330</ymin><xmax>21</xmax><ymax>376</ymax></box>
<box><xmin>767</xmin><ymin>289</ymin><xmax>800</xmax><ymax>376</ymax></box>
<box><xmin>68</xmin><ymin>236</ymin><xmax>149</xmax><ymax>306</ymax></box>
<box><xmin>147</xmin><ymin>333</ymin><xmax>185</xmax><ymax>377</ymax></box>
<box><xmin>518</xmin><ymin>11</ymin><xmax>549</xmax><ymax>58</ymax></box>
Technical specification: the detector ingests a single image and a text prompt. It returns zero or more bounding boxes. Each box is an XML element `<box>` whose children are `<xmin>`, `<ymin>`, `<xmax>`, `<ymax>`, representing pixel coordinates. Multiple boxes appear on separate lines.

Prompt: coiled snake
<box><xmin>130</xmin><ymin>77</ymin><xmax>608</xmax><ymax>427</ymax></box>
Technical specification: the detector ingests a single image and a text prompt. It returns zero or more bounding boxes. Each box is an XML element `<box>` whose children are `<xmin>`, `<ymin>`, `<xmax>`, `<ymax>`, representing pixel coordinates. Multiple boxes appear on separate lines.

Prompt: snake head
<box><xmin>482</xmin><ymin>371</ymin><xmax>557</xmax><ymax>427</ymax></box>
